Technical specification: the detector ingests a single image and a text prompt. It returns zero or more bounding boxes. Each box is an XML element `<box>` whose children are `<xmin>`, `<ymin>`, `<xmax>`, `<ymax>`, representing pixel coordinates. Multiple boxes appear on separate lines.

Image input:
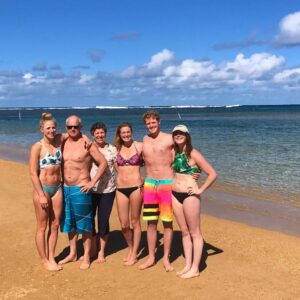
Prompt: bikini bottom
<box><xmin>172</xmin><ymin>191</ymin><xmax>191</xmax><ymax>205</ymax></box>
<box><xmin>116</xmin><ymin>185</ymin><xmax>142</xmax><ymax>198</ymax></box>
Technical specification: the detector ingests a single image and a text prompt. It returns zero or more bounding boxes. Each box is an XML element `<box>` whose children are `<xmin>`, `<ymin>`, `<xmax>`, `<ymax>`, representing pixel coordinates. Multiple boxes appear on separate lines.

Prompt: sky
<box><xmin>0</xmin><ymin>0</ymin><xmax>300</xmax><ymax>107</ymax></box>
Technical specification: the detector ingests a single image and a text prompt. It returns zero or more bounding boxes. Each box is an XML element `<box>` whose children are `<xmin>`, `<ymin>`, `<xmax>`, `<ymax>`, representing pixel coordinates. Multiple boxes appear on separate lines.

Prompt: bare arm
<box><xmin>81</xmin><ymin>144</ymin><xmax>108</xmax><ymax>192</ymax></box>
<box><xmin>29</xmin><ymin>143</ymin><xmax>48</xmax><ymax>207</ymax></box>
<box><xmin>189</xmin><ymin>149</ymin><xmax>217</xmax><ymax>196</ymax></box>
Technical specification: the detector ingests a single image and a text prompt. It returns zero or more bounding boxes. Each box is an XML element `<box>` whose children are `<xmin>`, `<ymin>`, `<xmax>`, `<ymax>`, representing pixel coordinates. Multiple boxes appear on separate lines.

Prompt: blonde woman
<box><xmin>29</xmin><ymin>113</ymin><xmax>65</xmax><ymax>271</ymax></box>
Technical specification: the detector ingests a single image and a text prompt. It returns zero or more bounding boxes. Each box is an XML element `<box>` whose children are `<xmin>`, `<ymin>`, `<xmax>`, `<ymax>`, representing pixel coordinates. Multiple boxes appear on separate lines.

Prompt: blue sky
<box><xmin>0</xmin><ymin>0</ymin><xmax>300</xmax><ymax>107</ymax></box>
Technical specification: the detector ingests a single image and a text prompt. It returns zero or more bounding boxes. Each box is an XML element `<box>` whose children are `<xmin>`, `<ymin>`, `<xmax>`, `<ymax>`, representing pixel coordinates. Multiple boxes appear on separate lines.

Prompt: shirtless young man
<box><xmin>138</xmin><ymin>110</ymin><xmax>174</xmax><ymax>272</ymax></box>
<box><xmin>59</xmin><ymin>115</ymin><xmax>108</xmax><ymax>270</ymax></box>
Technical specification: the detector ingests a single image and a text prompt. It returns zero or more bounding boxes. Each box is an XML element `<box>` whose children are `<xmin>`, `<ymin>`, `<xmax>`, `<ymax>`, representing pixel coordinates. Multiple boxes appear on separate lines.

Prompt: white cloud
<box><xmin>146</xmin><ymin>48</ymin><xmax>174</xmax><ymax>69</ymax></box>
<box><xmin>224</xmin><ymin>53</ymin><xmax>284</xmax><ymax>79</ymax></box>
<box><xmin>23</xmin><ymin>73</ymin><xmax>33</xmax><ymax>80</ymax></box>
<box><xmin>78</xmin><ymin>74</ymin><xmax>95</xmax><ymax>85</ymax></box>
<box><xmin>0</xmin><ymin>49</ymin><xmax>299</xmax><ymax>106</ymax></box>
<box><xmin>273</xmin><ymin>67</ymin><xmax>300</xmax><ymax>83</ymax></box>
<box><xmin>275</xmin><ymin>11</ymin><xmax>300</xmax><ymax>46</ymax></box>
<box><xmin>163</xmin><ymin>59</ymin><xmax>215</xmax><ymax>82</ymax></box>
<box><xmin>120</xmin><ymin>66</ymin><xmax>136</xmax><ymax>78</ymax></box>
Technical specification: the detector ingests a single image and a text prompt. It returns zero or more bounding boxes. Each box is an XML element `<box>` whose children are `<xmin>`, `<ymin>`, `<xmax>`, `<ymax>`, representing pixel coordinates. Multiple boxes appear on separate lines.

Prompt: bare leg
<box><xmin>125</xmin><ymin>188</ymin><xmax>142</xmax><ymax>266</ymax></box>
<box><xmin>181</xmin><ymin>197</ymin><xmax>202</xmax><ymax>279</ymax></box>
<box><xmin>80</xmin><ymin>232</ymin><xmax>91</xmax><ymax>270</ymax></box>
<box><xmin>172</xmin><ymin>196</ymin><xmax>192</xmax><ymax>275</ymax></box>
<box><xmin>138</xmin><ymin>220</ymin><xmax>157</xmax><ymax>270</ymax></box>
<box><xmin>116</xmin><ymin>191</ymin><xmax>133</xmax><ymax>262</ymax></box>
<box><xmin>162</xmin><ymin>221</ymin><xmax>174</xmax><ymax>272</ymax></box>
<box><xmin>33</xmin><ymin>192</ymin><xmax>61</xmax><ymax>271</ymax></box>
<box><xmin>47</xmin><ymin>189</ymin><xmax>63</xmax><ymax>269</ymax></box>
<box><xmin>97</xmin><ymin>235</ymin><xmax>108</xmax><ymax>263</ymax></box>
<box><xmin>58</xmin><ymin>232</ymin><xmax>78</xmax><ymax>265</ymax></box>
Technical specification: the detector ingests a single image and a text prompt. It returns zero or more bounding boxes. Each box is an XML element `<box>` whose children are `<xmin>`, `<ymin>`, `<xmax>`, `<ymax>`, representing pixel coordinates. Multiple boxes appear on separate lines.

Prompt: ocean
<box><xmin>1</xmin><ymin>105</ymin><xmax>300</xmax><ymax>207</ymax></box>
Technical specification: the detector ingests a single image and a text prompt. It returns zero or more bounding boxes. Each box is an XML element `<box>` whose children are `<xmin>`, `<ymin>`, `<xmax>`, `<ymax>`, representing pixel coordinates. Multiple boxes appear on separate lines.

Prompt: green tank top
<box><xmin>172</xmin><ymin>153</ymin><xmax>200</xmax><ymax>175</ymax></box>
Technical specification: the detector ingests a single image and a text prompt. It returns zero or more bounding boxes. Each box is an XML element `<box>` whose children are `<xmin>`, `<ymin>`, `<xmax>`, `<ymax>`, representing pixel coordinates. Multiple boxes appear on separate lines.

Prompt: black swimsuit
<box><xmin>172</xmin><ymin>191</ymin><xmax>190</xmax><ymax>204</ymax></box>
<box><xmin>117</xmin><ymin>186</ymin><xmax>142</xmax><ymax>198</ymax></box>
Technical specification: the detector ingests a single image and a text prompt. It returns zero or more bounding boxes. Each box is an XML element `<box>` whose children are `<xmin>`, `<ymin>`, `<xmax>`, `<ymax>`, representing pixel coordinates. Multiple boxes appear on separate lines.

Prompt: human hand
<box><xmin>80</xmin><ymin>182</ymin><xmax>94</xmax><ymax>193</ymax></box>
<box><xmin>187</xmin><ymin>186</ymin><xmax>201</xmax><ymax>197</ymax></box>
<box><xmin>191</xmin><ymin>172</ymin><xmax>201</xmax><ymax>181</ymax></box>
<box><xmin>39</xmin><ymin>195</ymin><xmax>49</xmax><ymax>209</ymax></box>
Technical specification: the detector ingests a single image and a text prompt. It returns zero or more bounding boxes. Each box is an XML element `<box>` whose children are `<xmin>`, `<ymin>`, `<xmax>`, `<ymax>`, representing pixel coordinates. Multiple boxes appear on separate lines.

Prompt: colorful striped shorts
<box><xmin>142</xmin><ymin>178</ymin><xmax>174</xmax><ymax>222</ymax></box>
<box><xmin>60</xmin><ymin>186</ymin><xmax>93</xmax><ymax>234</ymax></box>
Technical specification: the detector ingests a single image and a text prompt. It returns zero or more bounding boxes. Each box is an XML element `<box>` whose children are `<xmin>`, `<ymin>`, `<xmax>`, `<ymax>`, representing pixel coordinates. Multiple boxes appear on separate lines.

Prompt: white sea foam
<box><xmin>226</xmin><ymin>104</ymin><xmax>241</xmax><ymax>108</ymax></box>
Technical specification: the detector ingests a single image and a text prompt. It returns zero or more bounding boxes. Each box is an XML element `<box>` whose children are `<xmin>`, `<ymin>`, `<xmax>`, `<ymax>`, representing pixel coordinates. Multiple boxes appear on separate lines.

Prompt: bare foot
<box><xmin>58</xmin><ymin>254</ymin><xmax>77</xmax><ymax>265</ymax></box>
<box><xmin>180</xmin><ymin>270</ymin><xmax>200</xmax><ymax>279</ymax></box>
<box><xmin>124</xmin><ymin>256</ymin><xmax>137</xmax><ymax>266</ymax></box>
<box><xmin>42</xmin><ymin>261</ymin><xmax>62</xmax><ymax>271</ymax></box>
<box><xmin>163</xmin><ymin>259</ymin><xmax>174</xmax><ymax>272</ymax></box>
<box><xmin>138</xmin><ymin>258</ymin><xmax>155</xmax><ymax>270</ymax></box>
<box><xmin>97</xmin><ymin>252</ymin><xmax>106</xmax><ymax>263</ymax></box>
<box><xmin>176</xmin><ymin>266</ymin><xmax>191</xmax><ymax>276</ymax></box>
<box><xmin>79</xmin><ymin>260</ymin><xmax>90</xmax><ymax>270</ymax></box>
<box><xmin>49</xmin><ymin>260</ymin><xmax>63</xmax><ymax>271</ymax></box>
<box><xmin>123</xmin><ymin>249</ymin><xmax>133</xmax><ymax>262</ymax></box>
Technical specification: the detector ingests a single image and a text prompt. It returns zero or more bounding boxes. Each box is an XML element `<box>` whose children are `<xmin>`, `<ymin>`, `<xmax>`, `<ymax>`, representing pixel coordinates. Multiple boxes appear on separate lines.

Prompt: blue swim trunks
<box><xmin>60</xmin><ymin>186</ymin><xmax>93</xmax><ymax>234</ymax></box>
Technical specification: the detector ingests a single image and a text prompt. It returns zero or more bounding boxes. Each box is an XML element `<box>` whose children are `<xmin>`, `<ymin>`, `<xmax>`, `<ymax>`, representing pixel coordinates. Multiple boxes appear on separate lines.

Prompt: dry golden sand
<box><xmin>0</xmin><ymin>160</ymin><xmax>299</xmax><ymax>299</ymax></box>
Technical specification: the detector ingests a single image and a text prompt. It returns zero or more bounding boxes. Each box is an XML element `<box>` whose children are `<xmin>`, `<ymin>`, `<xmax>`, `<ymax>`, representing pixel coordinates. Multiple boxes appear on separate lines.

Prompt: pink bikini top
<box><xmin>116</xmin><ymin>144</ymin><xmax>143</xmax><ymax>166</ymax></box>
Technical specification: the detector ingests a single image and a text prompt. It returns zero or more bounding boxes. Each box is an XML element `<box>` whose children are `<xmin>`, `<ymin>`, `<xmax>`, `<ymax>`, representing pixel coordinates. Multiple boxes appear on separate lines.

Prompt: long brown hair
<box><xmin>173</xmin><ymin>132</ymin><xmax>193</xmax><ymax>158</ymax></box>
<box><xmin>114</xmin><ymin>122</ymin><xmax>133</xmax><ymax>151</ymax></box>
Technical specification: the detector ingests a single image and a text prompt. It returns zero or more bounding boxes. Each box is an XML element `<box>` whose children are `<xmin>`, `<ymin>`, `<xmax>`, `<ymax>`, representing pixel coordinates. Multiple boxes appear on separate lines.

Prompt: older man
<box><xmin>139</xmin><ymin>110</ymin><xmax>174</xmax><ymax>271</ymax></box>
<box><xmin>59</xmin><ymin>115</ymin><xmax>107</xmax><ymax>270</ymax></box>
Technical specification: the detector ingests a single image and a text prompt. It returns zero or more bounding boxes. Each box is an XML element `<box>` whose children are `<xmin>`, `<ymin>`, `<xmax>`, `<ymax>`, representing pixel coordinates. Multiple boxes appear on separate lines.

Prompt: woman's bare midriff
<box><xmin>172</xmin><ymin>173</ymin><xmax>198</xmax><ymax>193</ymax></box>
<box><xmin>39</xmin><ymin>165</ymin><xmax>61</xmax><ymax>186</ymax></box>
<box><xmin>116</xmin><ymin>165</ymin><xmax>143</xmax><ymax>188</ymax></box>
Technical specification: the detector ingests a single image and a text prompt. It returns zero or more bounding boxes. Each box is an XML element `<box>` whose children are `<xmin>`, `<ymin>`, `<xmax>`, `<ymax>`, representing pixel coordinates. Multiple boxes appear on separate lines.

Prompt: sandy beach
<box><xmin>0</xmin><ymin>159</ymin><xmax>299</xmax><ymax>299</ymax></box>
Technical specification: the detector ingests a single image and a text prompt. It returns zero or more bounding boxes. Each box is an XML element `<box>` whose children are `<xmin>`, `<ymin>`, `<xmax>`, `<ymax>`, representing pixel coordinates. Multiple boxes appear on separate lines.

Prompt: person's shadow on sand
<box><xmin>56</xmin><ymin>230</ymin><xmax>223</xmax><ymax>271</ymax></box>
<box><xmin>56</xmin><ymin>230</ymin><xmax>130</xmax><ymax>262</ymax></box>
<box><xmin>135</xmin><ymin>230</ymin><xmax>223</xmax><ymax>272</ymax></box>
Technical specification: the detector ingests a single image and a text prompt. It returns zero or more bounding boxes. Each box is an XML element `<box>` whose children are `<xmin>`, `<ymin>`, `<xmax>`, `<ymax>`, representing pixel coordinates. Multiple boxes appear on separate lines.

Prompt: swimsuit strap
<box><xmin>116</xmin><ymin>142</ymin><xmax>143</xmax><ymax>166</ymax></box>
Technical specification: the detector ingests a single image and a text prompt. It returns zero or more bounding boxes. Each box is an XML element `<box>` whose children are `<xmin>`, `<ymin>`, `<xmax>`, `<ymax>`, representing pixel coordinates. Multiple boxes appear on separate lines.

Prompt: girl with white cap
<box><xmin>171</xmin><ymin>124</ymin><xmax>217</xmax><ymax>279</ymax></box>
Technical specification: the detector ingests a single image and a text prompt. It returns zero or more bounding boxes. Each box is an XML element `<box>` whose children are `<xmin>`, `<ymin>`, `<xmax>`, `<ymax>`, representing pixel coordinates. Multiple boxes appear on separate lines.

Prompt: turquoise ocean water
<box><xmin>0</xmin><ymin>105</ymin><xmax>300</xmax><ymax>206</ymax></box>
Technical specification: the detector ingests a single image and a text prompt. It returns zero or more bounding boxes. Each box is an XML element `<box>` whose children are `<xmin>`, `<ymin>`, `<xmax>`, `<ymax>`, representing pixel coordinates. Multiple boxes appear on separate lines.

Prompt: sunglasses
<box><xmin>67</xmin><ymin>125</ymin><xmax>80</xmax><ymax>130</ymax></box>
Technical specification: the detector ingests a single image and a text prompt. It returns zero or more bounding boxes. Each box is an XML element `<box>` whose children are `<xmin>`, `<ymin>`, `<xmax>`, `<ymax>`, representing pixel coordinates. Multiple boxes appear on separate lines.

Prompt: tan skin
<box><xmin>58</xmin><ymin>116</ymin><xmax>108</xmax><ymax>270</ymax></box>
<box><xmin>29</xmin><ymin>120</ymin><xmax>66</xmax><ymax>271</ymax></box>
<box><xmin>139</xmin><ymin>117</ymin><xmax>175</xmax><ymax>271</ymax></box>
<box><xmin>115</xmin><ymin>125</ymin><xmax>143</xmax><ymax>266</ymax></box>
<box><xmin>172</xmin><ymin>131</ymin><xmax>217</xmax><ymax>279</ymax></box>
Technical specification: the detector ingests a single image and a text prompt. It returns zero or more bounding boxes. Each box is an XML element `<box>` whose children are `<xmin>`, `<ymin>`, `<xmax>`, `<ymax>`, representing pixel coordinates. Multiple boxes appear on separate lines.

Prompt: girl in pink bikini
<box><xmin>114</xmin><ymin>122</ymin><xmax>144</xmax><ymax>265</ymax></box>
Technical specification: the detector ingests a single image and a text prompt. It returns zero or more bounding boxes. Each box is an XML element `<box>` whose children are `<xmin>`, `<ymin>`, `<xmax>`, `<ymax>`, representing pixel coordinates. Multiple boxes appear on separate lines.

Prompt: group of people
<box><xmin>29</xmin><ymin>110</ymin><xmax>217</xmax><ymax>279</ymax></box>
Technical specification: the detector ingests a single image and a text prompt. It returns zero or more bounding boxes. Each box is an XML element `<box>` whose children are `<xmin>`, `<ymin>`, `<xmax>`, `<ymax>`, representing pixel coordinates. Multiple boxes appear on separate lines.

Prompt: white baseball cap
<box><xmin>172</xmin><ymin>124</ymin><xmax>189</xmax><ymax>133</ymax></box>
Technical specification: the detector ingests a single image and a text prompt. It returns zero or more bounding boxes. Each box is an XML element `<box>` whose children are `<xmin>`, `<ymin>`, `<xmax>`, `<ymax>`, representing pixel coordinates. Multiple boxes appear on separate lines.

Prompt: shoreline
<box><xmin>1</xmin><ymin>156</ymin><xmax>299</xmax><ymax>238</ymax></box>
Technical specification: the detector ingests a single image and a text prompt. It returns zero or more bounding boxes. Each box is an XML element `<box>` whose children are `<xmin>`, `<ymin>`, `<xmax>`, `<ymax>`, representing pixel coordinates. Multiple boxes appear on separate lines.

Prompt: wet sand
<box><xmin>0</xmin><ymin>159</ymin><xmax>300</xmax><ymax>299</ymax></box>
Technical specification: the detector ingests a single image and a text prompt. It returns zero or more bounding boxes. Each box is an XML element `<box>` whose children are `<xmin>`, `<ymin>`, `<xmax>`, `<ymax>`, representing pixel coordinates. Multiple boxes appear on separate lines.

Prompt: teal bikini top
<box><xmin>172</xmin><ymin>153</ymin><xmax>200</xmax><ymax>175</ymax></box>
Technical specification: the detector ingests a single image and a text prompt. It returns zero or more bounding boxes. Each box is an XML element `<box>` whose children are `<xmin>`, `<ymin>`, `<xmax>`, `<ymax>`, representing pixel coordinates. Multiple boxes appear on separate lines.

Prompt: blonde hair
<box><xmin>39</xmin><ymin>112</ymin><xmax>56</xmax><ymax>128</ymax></box>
